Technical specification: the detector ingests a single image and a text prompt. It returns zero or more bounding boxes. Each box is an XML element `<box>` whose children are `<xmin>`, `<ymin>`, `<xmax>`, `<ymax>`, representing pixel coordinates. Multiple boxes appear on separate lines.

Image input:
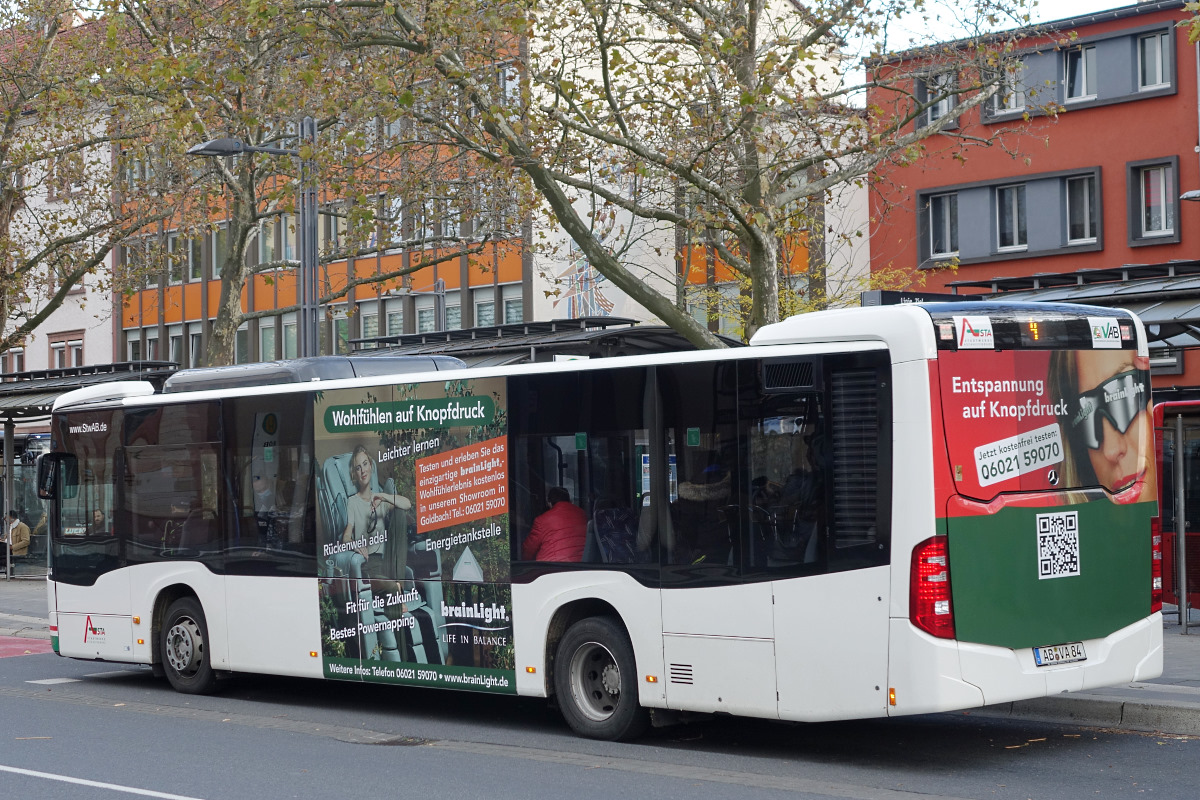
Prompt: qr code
<box><xmin>1037</xmin><ymin>511</ymin><xmax>1080</xmax><ymax>579</ymax></box>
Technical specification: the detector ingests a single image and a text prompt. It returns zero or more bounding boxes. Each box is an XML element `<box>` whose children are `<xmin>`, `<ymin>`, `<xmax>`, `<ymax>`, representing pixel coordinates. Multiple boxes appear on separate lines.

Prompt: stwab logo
<box><xmin>68</xmin><ymin>422</ymin><xmax>107</xmax><ymax>434</ymax></box>
<box><xmin>955</xmin><ymin>316</ymin><xmax>995</xmax><ymax>349</ymax></box>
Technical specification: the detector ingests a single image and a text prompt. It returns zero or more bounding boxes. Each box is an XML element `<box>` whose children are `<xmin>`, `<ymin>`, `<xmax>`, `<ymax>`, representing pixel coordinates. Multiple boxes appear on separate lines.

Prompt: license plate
<box><xmin>1033</xmin><ymin>642</ymin><xmax>1086</xmax><ymax>667</ymax></box>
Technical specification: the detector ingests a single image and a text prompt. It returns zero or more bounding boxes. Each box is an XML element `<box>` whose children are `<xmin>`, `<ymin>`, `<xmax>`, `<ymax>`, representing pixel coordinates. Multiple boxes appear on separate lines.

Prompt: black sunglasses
<box><xmin>1069</xmin><ymin>368</ymin><xmax>1149</xmax><ymax>450</ymax></box>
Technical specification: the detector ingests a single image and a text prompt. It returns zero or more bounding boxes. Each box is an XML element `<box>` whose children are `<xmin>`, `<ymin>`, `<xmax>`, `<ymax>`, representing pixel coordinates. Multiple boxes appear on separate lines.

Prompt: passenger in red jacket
<box><xmin>522</xmin><ymin>487</ymin><xmax>587</xmax><ymax>562</ymax></box>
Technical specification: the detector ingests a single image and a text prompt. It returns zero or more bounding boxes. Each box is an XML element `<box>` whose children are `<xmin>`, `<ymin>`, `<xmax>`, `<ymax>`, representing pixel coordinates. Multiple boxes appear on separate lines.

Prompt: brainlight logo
<box><xmin>955</xmin><ymin>316</ymin><xmax>995</xmax><ymax>349</ymax></box>
<box><xmin>1088</xmin><ymin>316</ymin><xmax>1121</xmax><ymax>349</ymax></box>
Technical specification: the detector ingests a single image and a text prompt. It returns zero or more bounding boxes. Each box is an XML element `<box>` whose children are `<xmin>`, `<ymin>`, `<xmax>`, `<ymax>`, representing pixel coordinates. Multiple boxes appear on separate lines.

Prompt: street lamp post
<box><xmin>187</xmin><ymin>117</ymin><xmax>320</xmax><ymax>358</ymax></box>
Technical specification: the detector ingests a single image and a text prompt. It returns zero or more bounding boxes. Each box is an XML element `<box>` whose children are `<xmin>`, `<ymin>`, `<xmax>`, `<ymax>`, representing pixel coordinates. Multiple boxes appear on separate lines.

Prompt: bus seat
<box><xmin>594</xmin><ymin>506</ymin><xmax>638</xmax><ymax>563</ymax></box>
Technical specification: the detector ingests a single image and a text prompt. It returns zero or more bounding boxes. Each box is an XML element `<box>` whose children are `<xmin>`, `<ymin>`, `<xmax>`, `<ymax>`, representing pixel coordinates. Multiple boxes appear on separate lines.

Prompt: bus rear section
<box><xmin>897</xmin><ymin>306</ymin><xmax>1162</xmax><ymax>714</ymax></box>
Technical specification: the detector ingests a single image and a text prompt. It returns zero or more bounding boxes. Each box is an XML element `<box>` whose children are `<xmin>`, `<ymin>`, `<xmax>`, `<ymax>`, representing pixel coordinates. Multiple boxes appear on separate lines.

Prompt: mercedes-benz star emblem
<box><xmin>1047</xmin><ymin>469</ymin><xmax>1059</xmax><ymax>486</ymax></box>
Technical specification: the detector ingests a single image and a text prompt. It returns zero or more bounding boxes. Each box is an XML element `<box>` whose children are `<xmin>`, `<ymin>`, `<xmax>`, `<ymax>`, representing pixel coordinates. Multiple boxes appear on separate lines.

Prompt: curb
<box><xmin>970</xmin><ymin>695</ymin><xmax>1200</xmax><ymax>737</ymax></box>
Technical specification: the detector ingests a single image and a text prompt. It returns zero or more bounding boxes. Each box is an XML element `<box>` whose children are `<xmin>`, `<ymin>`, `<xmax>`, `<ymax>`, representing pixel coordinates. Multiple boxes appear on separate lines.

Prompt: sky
<box><xmin>882</xmin><ymin>0</ymin><xmax>1178</xmax><ymax>50</ymax></box>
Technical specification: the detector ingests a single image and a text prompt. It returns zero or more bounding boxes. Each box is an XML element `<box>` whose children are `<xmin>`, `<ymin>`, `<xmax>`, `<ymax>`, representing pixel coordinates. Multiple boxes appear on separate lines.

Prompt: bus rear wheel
<box><xmin>161</xmin><ymin>597</ymin><xmax>217</xmax><ymax>695</ymax></box>
<box><xmin>554</xmin><ymin>616</ymin><xmax>648</xmax><ymax>741</ymax></box>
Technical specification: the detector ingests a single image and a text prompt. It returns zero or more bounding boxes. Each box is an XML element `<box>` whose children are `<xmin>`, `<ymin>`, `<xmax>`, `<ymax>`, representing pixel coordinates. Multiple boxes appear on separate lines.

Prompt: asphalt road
<box><xmin>0</xmin><ymin>647</ymin><xmax>1194</xmax><ymax>800</ymax></box>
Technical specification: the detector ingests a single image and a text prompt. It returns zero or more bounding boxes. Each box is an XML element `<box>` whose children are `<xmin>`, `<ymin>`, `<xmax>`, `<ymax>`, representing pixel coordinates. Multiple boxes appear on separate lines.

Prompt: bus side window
<box><xmin>509</xmin><ymin>368</ymin><xmax>652</xmax><ymax>566</ymax></box>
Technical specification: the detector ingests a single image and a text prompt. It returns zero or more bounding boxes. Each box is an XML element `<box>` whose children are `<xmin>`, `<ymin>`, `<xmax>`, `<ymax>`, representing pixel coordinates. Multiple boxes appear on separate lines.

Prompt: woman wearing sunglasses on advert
<box><xmin>1048</xmin><ymin>349</ymin><xmax>1156</xmax><ymax>505</ymax></box>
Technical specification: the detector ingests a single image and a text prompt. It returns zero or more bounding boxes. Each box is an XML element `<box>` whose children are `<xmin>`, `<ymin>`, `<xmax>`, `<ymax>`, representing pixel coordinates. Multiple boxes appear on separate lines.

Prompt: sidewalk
<box><xmin>2</xmin><ymin>576</ymin><xmax>1199</xmax><ymax>735</ymax></box>
<box><xmin>0</xmin><ymin>576</ymin><xmax>50</xmax><ymax>639</ymax></box>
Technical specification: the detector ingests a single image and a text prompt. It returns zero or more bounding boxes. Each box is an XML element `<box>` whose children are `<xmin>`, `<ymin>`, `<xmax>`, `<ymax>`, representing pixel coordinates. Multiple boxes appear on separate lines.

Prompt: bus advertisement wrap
<box><xmin>314</xmin><ymin>378</ymin><xmax>515</xmax><ymax>693</ymax></box>
<box><xmin>937</xmin><ymin>348</ymin><xmax>1156</xmax><ymax>505</ymax></box>
<box><xmin>935</xmin><ymin>347</ymin><xmax>1156</xmax><ymax>649</ymax></box>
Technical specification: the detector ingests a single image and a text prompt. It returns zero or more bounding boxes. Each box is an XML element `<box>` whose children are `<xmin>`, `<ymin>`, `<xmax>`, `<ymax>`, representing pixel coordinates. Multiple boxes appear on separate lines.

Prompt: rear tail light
<box><xmin>911</xmin><ymin>536</ymin><xmax>955</xmax><ymax>639</ymax></box>
<box><xmin>1151</xmin><ymin>518</ymin><xmax>1163</xmax><ymax>614</ymax></box>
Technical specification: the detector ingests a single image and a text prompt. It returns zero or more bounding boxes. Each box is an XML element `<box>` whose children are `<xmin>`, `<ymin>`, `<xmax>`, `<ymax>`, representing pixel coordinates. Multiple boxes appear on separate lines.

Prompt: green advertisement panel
<box><xmin>314</xmin><ymin>378</ymin><xmax>514</xmax><ymax>693</ymax></box>
<box><xmin>947</xmin><ymin>497</ymin><xmax>1152</xmax><ymax>649</ymax></box>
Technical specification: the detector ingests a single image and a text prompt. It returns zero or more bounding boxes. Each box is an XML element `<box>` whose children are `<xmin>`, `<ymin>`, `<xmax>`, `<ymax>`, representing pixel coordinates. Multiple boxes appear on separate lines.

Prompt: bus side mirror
<box><xmin>37</xmin><ymin>453</ymin><xmax>78</xmax><ymax>500</ymax></box>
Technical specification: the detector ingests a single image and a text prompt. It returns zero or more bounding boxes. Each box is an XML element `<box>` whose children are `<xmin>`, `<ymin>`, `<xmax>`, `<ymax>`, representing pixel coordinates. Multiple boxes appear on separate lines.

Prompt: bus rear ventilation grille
<box><xmin>668</xmin><ymin>664</ymin><xmax>694</xmax><ymax>685</ymax></box>
<box><xmin>764</xmin><ymin>361</ymin><xmax>814</xmax><ymax>390</ymax></box>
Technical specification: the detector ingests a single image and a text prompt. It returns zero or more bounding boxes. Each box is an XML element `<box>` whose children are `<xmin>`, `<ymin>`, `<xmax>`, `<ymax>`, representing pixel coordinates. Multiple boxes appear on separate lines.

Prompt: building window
<box><xmin>1066</xmin><ymin>175</ymin><xmax>1097</xmax><ymax>244</ymax></box>
<box><xmin>168</xmin><ymin>325</ymin><xmax>183</xmax><ymax>366</ymax></box>
<box><xmin>211</xmin><ymin>224</ymin><xmax>227</xmax><ymax>280</ymax></box>
<box><xmin>127</xmin><ymin>338</ymin><xmax>141</xmax><ymax>362</ymax></box>
<box><xmin>283</xmin><ymin>320</ymin><xmax>298</xmax><ymax>359</ymax></box>
<box><xmin>260</xmin><ymin>323</ymin><xmax>276</xmax><ymax>361</ymax></box>
<box><xmin>386</xmin><ymin>304</ymin><xmax>404</xmax><ymax>337</ymax></box>
<box><xmin>1141</xmin><ymin>164</ymin><xmax>1175</xmax><ymax>237</ymax></box>
<box><xmin>923</xmin><ymin>72</ymin><xmax>956</xmax><ymax>122</ymax></box>
<box><xmin>48</xmin><ymin>331</ymin><xmax>85</xmax><ymax>370</ymax></box>
<box><xmin>1065</xmin><ymin>46</ymin><xmax>1096</xmax><ymax>101</ymax></box>
<box><xmin>361</xmin><ymin>311</ymin><xmax>379</xmax><ymax>340</ymax></box>
<box><xmin>476</xmin><ymin>300</ymin><xmax>495</xmax><ymax>327</ymax></box>
<box><xmin>928</xmin><ymin>192</ymin><xmax>958</xmax><ymax>258</ymax></box>
<box><xmin>1139</xmin><ymin>32</ymin><xmax>1170</xmax><ymax>90</ymax></box>
<box><xmin>503</xmin><ymin>297</ymin><xmax>524</xmax><ymax>324</ymax></box>
<box><xmin>417</xmin><ymin>307</ymin><xmax>436</xmax><ymax>333</ymax></box>
<box><xmin>235</xmin><ymin>325</ymin><xmax>249</xmax><ymax>364</ymax></box>
<box><xmin>986</xmin><ymin>64</ymin><xmax>1025</xmax><ymax>115</ymax></box>
<box><xmin>334</xmin><ymin>317</ymin><xmax>350</xmax><ymax>354</ymax></box>
<box><xmin>445</xmin><ymin>304</ymin><xmax>461</xmax><ymax>330</ymax></box>
<box><xmin>996</xmin><ymin>184</ymin><xmax>1027</xmax><ymax>251</ymax></box>
<box><xmin>189</xmin><ymin>326</ymin><xmax>203</xmax><ymax>368</ymax></box>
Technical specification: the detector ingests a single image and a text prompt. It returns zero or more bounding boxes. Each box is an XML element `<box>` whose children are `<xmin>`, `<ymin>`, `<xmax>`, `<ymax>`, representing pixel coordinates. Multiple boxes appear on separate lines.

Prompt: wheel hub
<box><xmin>600</xmin><ymin>663</ymin><xmax>621</xmax><ymax>696</ymax></box>
<box><xmin>165</xmin><ymin>617</ymin><xmax>203</xmax><ymax>676</ymax></box>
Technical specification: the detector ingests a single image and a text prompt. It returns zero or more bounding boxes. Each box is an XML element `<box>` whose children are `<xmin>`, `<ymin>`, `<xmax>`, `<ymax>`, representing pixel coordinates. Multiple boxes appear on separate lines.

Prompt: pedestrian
<box><xmin>2</xmin><ymin>509</ymin><xmax>30</xmax><ymax>557</ymax></box>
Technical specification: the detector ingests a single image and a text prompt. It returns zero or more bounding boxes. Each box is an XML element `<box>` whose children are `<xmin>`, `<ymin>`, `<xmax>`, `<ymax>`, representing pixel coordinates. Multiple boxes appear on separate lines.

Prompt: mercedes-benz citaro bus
<box><xmin>36</xmin><ymin>302</ymin><xmax>1162</xmax><ymax>740</ymax></box>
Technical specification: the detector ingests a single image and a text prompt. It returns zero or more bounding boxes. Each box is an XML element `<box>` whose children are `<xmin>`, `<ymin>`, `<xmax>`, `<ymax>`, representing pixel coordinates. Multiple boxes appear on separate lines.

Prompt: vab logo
<box><xmin>83</xmin><ymin>615</ymin><xmax>106</xmax><ymax>643</ymax></box>
<box><xmin>1088</xmin><ymin>317</ymin><xmax>1122</xmax><ymax>349</ymax></box>
<box><xmin>955</xmin><ymin>316</ymin><xmax>995</xmax><ymax>349</ymax></box>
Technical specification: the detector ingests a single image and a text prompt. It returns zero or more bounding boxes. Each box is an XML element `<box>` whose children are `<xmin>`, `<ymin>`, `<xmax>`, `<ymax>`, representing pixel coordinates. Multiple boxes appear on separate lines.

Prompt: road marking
<box><xmin>0</xmin><ymin>764</ymin><xmax>204</xmax><ymax>799</ymax></box>
<box><xmin>26</xmin><ymin>678</ymin><xmax>79</xmax><ymax>685</ymax></box>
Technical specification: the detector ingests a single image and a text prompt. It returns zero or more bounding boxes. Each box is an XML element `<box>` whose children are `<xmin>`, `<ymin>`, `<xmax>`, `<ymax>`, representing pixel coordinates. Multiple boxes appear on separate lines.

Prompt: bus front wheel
<box><xmin>161</xmin><ymin>597</ymin><xmax>217</xmax><ymax>695</ymax></box>
<box><xmin>554</xmin><ymin>616</ymin><xmax>648</xmax><ymax>741</ymax></box>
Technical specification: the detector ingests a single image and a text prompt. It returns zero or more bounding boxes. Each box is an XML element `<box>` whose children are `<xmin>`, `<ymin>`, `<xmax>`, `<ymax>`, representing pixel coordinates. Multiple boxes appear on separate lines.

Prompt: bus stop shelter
<box><xmin>0</xmin><ymin>361</ymin><xmax>176</xmax><ymax>579</ymax></box>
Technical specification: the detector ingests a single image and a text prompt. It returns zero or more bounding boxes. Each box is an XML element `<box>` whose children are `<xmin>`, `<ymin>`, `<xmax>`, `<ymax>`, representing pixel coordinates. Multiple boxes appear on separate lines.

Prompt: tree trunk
<box><xmin>205</xmin><ymin>195</ymin><xmax>254</xmax><ymax>367</ymax></box>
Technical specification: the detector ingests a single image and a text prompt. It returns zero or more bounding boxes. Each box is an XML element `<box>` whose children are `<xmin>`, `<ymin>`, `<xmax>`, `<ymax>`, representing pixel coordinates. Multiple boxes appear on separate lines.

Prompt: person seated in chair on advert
<box><xmin>341</xmin><ymin>445</ymin><xmax>412</xmax><ymax>569</ymax></box>
<box><xmin>522</xmin><ymin>486</ymin><xmax>587</xmax><ymax>562</ymax></box>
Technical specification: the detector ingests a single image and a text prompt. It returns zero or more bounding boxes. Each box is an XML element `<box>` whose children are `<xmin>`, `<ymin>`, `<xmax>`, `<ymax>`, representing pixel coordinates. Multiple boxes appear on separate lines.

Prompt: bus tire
<box><xmin>161</xmin><ymin>597</ymin><xmax>217</xmax><ymax>695</ymax></box>
<box><xmin>554</xmin><ymin>616</ymin><xmax>648</xmax><ymax>741</ymax></box>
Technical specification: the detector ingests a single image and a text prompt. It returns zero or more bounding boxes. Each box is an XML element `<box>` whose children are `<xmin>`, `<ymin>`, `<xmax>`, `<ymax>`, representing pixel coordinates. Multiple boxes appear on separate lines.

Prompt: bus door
<box><xmin>49</xmin><ymin>408</ymin><xmax>133</xmax><ymax>661</ymax></box>
<box><xmin>658</xmin><ymin>361</ymin><xmax>779</xmax><ymax>718</ymax></box>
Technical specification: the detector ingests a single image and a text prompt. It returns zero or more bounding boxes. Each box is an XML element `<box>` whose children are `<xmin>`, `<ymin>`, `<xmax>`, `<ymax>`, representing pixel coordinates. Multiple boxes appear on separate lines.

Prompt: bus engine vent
<box><xmin>763</xmin><ymin>360</ymin><xmax>815</xmax><ymax>391</ymax></box>
<box><xmin>668</xmin><ymin>664</ymin><xmax>694</xmax><ymax>685</ymax></box>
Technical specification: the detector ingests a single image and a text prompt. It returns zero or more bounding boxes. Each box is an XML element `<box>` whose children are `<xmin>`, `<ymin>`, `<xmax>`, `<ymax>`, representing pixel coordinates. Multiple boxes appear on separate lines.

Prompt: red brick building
<box><xmin>869</xmin><ymin>1</ymin><xmax>1200</xmax><ymax>378</ymax></box>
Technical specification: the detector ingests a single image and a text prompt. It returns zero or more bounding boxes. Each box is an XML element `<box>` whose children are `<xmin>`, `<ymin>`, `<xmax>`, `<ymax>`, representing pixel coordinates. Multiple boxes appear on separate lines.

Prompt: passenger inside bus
<box><xmin>522</xmin><ymin>486</ymin><xmax>587</xmax><ymax>562</ymax></box>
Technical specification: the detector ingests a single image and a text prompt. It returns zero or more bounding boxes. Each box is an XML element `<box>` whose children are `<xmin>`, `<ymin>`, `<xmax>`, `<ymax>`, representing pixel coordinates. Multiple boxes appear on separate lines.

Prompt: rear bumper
<box><xmin>887</xmin><ymin>613</ymin><xmax>1163</xmax><ymax>716</ymax></box>
<box><xmin>958</xmin><ymin>612</ymin><xmax>1163</xmax><ymax>705</ymax></box>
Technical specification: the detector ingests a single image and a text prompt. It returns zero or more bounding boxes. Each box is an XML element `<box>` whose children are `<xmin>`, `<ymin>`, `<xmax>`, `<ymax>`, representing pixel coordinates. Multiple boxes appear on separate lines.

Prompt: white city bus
<box><xmin>38</xmin><ymin>302</ymin><xmax>1163</xmax><ymax>740</ymax></box>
